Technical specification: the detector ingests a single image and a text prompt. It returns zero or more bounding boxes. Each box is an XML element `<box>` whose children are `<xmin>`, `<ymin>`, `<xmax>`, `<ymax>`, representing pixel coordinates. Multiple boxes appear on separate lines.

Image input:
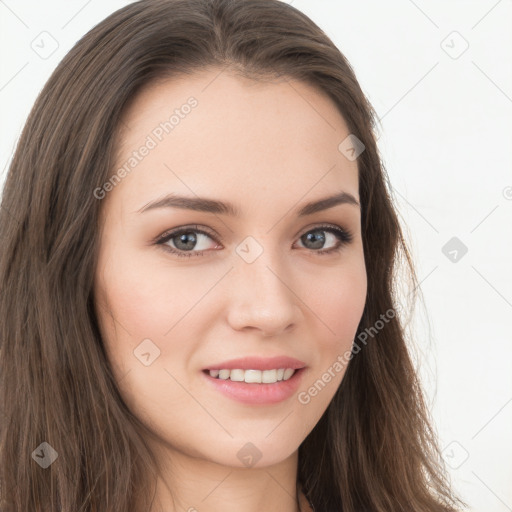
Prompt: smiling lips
<box><xmin>202</xmin><ymin>355</ymin><xmax>307</xmax><ymax>404</ymax></box>
<box><xmin>207</xmin><ymin>367</ymin><xmax>296</xmax><ymax>383</ymax></box>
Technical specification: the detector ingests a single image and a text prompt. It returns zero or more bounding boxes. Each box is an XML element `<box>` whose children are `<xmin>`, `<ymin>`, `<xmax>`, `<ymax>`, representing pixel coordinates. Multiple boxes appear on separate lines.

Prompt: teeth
<box><xmin>208</xmin><ymin>368</ymin><xmax>297</xmax><ymax>383</ymax></box>
<box><xmin>261</xmin><ymin>369</ymin><xmax>277</xmax><ymax>383</ymax></box>
<box><xmin>219</xmin><ymin>369</ymin><xmax>230</xmax><ymax>380</ymax></box>
<box><xmin>283</xmin><ymin>368</ymin><xmax>295</xmax><ymax>380</ymax></box>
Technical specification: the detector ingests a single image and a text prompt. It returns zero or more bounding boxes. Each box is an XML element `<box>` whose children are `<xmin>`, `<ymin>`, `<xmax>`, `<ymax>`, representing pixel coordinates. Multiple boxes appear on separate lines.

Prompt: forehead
<box><xmin>109</xmin><ymin>69</ymin><xmax>359</xmax><ymax>216</ymax></box>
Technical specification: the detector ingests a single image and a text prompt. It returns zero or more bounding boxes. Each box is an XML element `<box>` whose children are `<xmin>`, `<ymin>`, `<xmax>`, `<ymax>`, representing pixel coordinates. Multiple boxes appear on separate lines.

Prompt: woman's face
<box><xmin>94</xmin><ymin>69</ymin><xmax>367</xmax><ymax>469</ymax></box>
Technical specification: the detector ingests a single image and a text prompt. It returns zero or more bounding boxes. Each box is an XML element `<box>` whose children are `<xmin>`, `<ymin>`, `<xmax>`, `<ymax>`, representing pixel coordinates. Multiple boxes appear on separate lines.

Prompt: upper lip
<box><xmin>203</xmin><ymin>356</ymin><xmax>306</xmax><ymax>371</ymax></box>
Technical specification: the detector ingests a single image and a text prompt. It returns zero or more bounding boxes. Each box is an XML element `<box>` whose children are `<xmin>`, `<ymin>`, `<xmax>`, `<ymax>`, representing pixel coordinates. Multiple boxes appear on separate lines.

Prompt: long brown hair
<box><xmin>0</xmin><ymin>0</ymin><xmax>463</xmax><ymax>510</ymax></box>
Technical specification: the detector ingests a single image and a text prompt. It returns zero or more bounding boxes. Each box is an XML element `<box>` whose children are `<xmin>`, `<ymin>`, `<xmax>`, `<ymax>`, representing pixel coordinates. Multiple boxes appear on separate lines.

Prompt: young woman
<box><xmin>0</xmin><ymin>0</ymin><xmax>464</xmax><ymax>510</ymax></box>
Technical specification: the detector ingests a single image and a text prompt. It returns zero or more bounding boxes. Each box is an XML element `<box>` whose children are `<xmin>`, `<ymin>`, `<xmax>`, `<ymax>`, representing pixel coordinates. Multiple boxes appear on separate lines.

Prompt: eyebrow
<box><xmin>136</xmin><ymin>191</ymin><xmax>360</xmax><ymax>216</ymax></box>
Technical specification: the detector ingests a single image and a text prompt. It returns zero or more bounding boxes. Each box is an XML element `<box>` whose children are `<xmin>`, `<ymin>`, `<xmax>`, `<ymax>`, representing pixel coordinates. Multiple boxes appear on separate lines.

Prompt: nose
<box><xmin>226</xmin><ymin>248</ymin><xmax>300</xmax><ymax>338</ymax></box>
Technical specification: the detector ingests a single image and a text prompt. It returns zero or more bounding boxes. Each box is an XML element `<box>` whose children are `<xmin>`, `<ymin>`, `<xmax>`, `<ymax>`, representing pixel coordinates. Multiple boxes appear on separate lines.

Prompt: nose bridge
<box><xmin>226</xmin><ymin>239</ymin><xmax>299</xmax><ymax>335</ymax></box>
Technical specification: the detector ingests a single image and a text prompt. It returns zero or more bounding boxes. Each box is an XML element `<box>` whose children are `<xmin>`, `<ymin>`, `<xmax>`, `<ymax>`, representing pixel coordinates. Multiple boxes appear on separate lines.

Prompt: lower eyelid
<box><xmin>157</xmin><ymin>231</ymin><xmax>219</xmax><ymax>253</ymax></box>
<box><xmin>156</xmin><ymin>225</ymin><xmax>352</xmax><ymax>256</ymax></box>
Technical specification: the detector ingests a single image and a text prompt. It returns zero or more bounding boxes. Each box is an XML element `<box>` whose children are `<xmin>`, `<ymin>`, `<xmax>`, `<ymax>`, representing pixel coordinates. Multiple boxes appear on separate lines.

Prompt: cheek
<box><xmin>305</xmin><ymin>257</ymin><xmax>367</xmax><ymax>348</ymax></box>
<box><xmin>96</xmin><ymin>246</ymin><xmax>213</xmax><ymax>339</ymax></box>
<box><xmin>94</xmin><ymin>253</ymin><xmax>205</xmax><ymax>442</ymax></box>
<box><xmin>295</xmin><ymin>258</ymin><xmax>366</xmax><ymax>409</ymax></box>
<box><xmin>94</xmin><ymin>245</ymin><xmax>217</xmax><ymax>401</ymax></box>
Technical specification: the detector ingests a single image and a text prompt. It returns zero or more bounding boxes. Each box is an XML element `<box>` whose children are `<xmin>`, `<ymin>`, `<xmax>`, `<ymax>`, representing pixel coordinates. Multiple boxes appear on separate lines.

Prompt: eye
<box><xmin>294</xmin><ymin>225</ymin><xmax>353</xmax><ymax>256</ymax></box>
<box><xmin>154</xmin><ymin>224</ymin><xmax>353</xmax><ymax>258</ymax></box>
<box><xmin>155</xmin><ymin>225</ymin><xmax>221</xmax><ymax>258</ymax></box>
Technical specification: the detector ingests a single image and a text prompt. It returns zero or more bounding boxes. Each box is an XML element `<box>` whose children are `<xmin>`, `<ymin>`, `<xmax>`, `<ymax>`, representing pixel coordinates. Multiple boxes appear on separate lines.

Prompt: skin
<box><xmin>93</xmin><ymin>68</ymin><xmax>367</xmax><ymax>512</ymax></box>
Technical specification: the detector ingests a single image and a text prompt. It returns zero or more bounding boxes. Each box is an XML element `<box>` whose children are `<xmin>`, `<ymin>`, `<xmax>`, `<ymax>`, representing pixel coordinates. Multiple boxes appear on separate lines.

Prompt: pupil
<box><xmin>175</xmin><ymin>232</ymin><xmax>197</xmax><ymax>250</ymax></box>
<box><xmin>304</xmin><ymin>230</ymin><xmax>325</xmax><ymax>249</ymax></box>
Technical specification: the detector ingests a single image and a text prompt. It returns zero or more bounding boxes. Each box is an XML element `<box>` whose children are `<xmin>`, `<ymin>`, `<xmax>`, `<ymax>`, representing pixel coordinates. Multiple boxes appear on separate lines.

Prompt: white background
<box><xmin>1</xmin><ymin>1</ymin><xmax>511</xmax><ymax>511</ymax></box>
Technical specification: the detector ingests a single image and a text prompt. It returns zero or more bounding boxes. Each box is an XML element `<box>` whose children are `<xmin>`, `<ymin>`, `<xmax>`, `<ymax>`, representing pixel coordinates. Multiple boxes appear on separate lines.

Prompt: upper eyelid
<box><xmin>155</xmin><ymin>223</ymin><xmax>352</xmax><ymax>246</ymax></box>
<box><xmin>155</xmin><ymin>225</ymin><xmax>221</xmax><ymax>244</ymax></box>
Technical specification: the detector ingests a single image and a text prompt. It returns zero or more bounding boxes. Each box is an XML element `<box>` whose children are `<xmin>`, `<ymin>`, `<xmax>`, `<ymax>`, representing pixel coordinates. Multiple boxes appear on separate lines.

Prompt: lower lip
<box><xmin>202</xmin><ymin>368</ymin><xmax>306</xmax><ymax>405</ymax></box>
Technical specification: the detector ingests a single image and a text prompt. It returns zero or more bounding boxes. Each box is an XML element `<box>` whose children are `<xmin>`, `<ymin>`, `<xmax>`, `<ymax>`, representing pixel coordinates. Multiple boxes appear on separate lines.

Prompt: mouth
<box><xmin>201</xmin><ymin>367</ymin><xmax>306</xmax><ymax>405</ymax></box>
<box><xmin>203</xmin><ymin>367</ymin><xmax>298</xmax><ymax>383</ymax></box>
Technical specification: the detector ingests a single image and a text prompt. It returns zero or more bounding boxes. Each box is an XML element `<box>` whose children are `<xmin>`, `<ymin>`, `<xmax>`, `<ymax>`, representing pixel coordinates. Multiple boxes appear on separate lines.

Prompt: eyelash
<box><xmin>154</xmin><ymin>224</ymin><xmax>353</xmax><ymax>259</ymax></box>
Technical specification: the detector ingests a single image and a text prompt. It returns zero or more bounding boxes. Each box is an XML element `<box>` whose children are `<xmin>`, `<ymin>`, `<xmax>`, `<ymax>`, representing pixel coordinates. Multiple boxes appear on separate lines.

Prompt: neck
<box><xmin>146</xmin><ymin>445</ymin><xmax>310</xmax><ymax>512</ymax></box>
